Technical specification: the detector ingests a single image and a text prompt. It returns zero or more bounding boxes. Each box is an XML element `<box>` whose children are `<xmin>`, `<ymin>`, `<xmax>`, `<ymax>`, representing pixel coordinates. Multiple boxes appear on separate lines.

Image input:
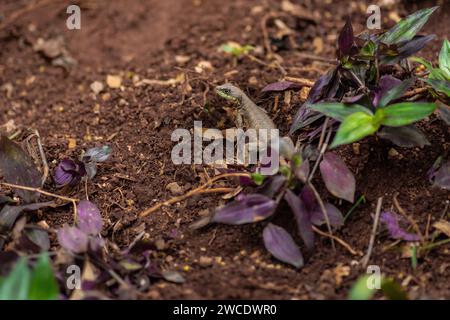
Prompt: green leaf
<box><xmin>378</xmin><ymin>7</ymin><xmax>438</xmax><ymax>45</ymax></box>
<box><xmin>411</xmin><ymin>56</ymin><xmax>434</xmax><ymax>71</ymax></box>
<box><xmin>360</xmin><ymin>40</ymin><xmax>376</xmax><ymax>57</ymax></box>
<box><xmin>348</xmin><ymin>275</ymin><xmax>376</xmax><ymax>300</ymax></box>
<box><xmin>378</xmin><ymin>78</ymin><xmax>414</xmax><ymax>108</ymax></box>
<box><xmin>439</xmin><ymin>39</ymin><xmax>450</xmax><ymax>77</ymax></box>
<box><xmin>331</xmin><ymin>112</ymin><xmax>379</xmax><ymax>148</ymax></box>
<box><xmin>29</xmin><ymin>254</ymin><xmax>59</xmax><ymax>300</ymax></box>
<box><xmin>381</xmin><ymin>278</ymin><xmax>409</xmax><ymax>300</ymax></box>
<box><xmin>219</xmin><ymin>42</ymin><xmax>254</xmax><ymax>57</ymax></box>
<box><xmin>381</xmin><ymin>102</ymin><xmax>437</xmax><ymax>127</ymax></box>
<box><xmin>0</xmin><ymin>258</ymin><xmax>31</xmax><ymax>300</ymax></box>
<box><xmin>424</xmin><ymin>78</ymin><xmax>450</xmax><ymax>97</ymax></box>
<box><xmin>429</xmin><ymin>68</ymin><xmax>449</xmax><ymax>81</ymax></box>
<box><xmin>251</xmin><ymin>173</ymin><xmax>266</xmax><ymax>186</ymax></box>
<box><xmin>309</xmin><ymin>103</ymin><xmax>373</xmax><ymax>122</ymax></box>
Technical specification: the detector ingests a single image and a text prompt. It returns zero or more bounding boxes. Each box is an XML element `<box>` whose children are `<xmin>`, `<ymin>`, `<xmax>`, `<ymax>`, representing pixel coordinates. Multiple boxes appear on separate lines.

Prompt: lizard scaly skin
<box><xmin>216</xmin><ymin>84</ymin><xmax>276</xmax><ymax>130</ymax></box>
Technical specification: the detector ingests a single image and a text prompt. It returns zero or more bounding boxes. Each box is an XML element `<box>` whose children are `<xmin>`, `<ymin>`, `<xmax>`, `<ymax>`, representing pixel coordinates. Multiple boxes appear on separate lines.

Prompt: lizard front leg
<box><xmin>236</xmin><ymin>109</ymin><xmax>244</xmax><ymax>128</ymax></box>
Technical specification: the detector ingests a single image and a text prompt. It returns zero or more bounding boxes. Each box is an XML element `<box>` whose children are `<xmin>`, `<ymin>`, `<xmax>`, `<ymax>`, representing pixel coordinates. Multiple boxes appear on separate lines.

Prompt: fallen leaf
<box><xmin>433</xmin><ymin>220</ymin><xmax>450</xmax><ymax>238</ymax></box>
<box><xmin>0</xmin><ymin>136</ymin><xmax>42</xmax><ymax>203</ymax></box>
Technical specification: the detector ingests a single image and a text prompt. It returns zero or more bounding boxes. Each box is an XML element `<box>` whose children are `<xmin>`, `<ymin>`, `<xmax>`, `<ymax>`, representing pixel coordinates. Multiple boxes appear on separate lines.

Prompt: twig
<box><xmin>0</xmin><ymin>182</ymin><xmax>78</xmax><ymax>219</ymax></box>
<box><xmin>307</xmin><ymin>118</ymin><xmax>333</xmax><ymax>182</ymax></box>
<box><xmin>139</xmin><ymin>173</ymin><xmax>250</xmax><ymax>218</ymax></box>
<box><xmin>362</xmin><ymin>197</ymin><xmax>383</xmax><ymax>268</ymax></box>
<box><xmin>284</xmin><ymin>76</ymin><xmax>315</xmax><ymax>87</ymax></box>
<box><xmin>401</xmin><ymin>87</ymin><xmax>428</xmax><ymax>99</ymax></box>
<box><xmin>312</xmin><ymin>226</ymin><xmax>361</xmax><ymax>256</ymax></box>
<box><xmin>307</xmin><ymin>182</ymin><xmax>335</xmax><ymax>252</ymax></box>
<box><xmin>440</xmin><ymin>201</ymin><xmax>449</xmax><ymax>220</ymax></box>
<box><xmin>393</xmin><ymin>193</ymin><xmax>425</xmax><ymax>243</ymax></box>
<box><xmin>261</xmin><ymin>13</ymin><xmax>274</xmax><ymax>58</ymax></box>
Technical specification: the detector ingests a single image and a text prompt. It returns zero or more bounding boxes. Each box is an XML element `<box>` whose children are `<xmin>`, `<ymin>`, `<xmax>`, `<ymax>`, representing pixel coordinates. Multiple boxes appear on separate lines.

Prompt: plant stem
<box><xmin>362</xmin><ymin>197</ymin><xmax>383</xmax><ymax>268</ymax></box>
<box><xmin>307</xmin><ymin>181</ymin><xmax>335</xmax><ymax>252</ymax></box>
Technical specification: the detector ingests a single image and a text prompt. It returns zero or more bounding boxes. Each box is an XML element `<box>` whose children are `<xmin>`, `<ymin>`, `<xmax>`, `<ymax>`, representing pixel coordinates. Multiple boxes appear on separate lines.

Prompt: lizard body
<box><xmin>216</xmin><ymin>84</ymin><xmax>276</xmax><ymax>130</ymax></box>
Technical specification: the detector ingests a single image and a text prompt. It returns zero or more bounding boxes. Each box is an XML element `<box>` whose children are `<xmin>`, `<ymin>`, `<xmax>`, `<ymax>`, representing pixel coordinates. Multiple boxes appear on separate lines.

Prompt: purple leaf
<box><xmin>260</xmin><ymin>175</ymin><xmax>286</xmax><ymax>199</ymax></box>
<box><xmin>310</xmin><ymin>203</ymin><xmax>344</xmax><ymax>228</ymax></box>
<box><xmin>0</xmin><ymin>202</ymin><xmax>54</xmax><ymax>248</ymax></box>
<box><xmin>284</xmin><ymin>190</ymin><xmax>314</xmax><ymax>250</ymax></box>
<box><xmin>380</xmin><ymin>211</ymin><xmax>420</xmax><ymax>241</ymax></box>
<box><xmin>342</xmin><ymin>93</ymin><xmax>366</xmax><ymax>104</ymax></box>
<box><xmin>89</xmin><ymin>237</ymin><xmax>105</xmax><ymax>252</ymax></box>
<box><xmin>300</xmin><ymin>186</ymin><xmax>316</xmax><ymax>212</ymax></box>
<box><xmin>320</xmin><ymin>152</ymin><xmax>355</xmax><ymax>203</ymax></box>
<box><xmin>378</xmin><ymin>78</ymin><xmax>414</xmax><ymax>108</ymax></box>
<box><xmin>372</xmin><ymin>75</ymin><xmax>401</xmax><ymax>107</ymax></box>
<box><xmin>0</xmin><ymin>136</ymin><xmax>41</xmax><ymax>203</ymax></box>
<box><xmin>433</xmin><ymin>161</ymin><xmax>450</xmax><ymax>190</ymax></box>
<box><xmin>295</xmin><ymin>159</ymin><xmax>310</xmax><ymax>182</ymax></box>
<box><xmin>381</xmin><ymin>35</ymin><xmax>436</xmax><ymax>65</ymax></box>
<box><xmin>57</xmin><ymin>226</ymin><xmax>89</xmax><ymax>253</ymax></box>
<box><xmin>211</xmin><ymin>194</ymin><xmax>276</xmax><ymax>225</ymax></box>
<box><xmin>54</xmin><ymin>159</ymin><xmax>86</xmax><ymax>187</ymax></box>
<box><xmin>289</xmin><ymin>69</ymin><xmax>337</xmax><ymax>134</ymax></box>
<box><xmin>77</xmin><ymin>200</ymin><xmax>103</xmax><ymax>235</ymax></box>
<box><xmin>377</xmin><ymin>125</ymin><xmax>429</xmax><ymax>148</ymax></box>
<box><xmin>338</xmin><ymin>17</ymin><xmax>355</xmax><ymax>57</ymax></box>
<box><xmin>24</xmin><ymin>227</ymin><xmax>50</xmax><ymax>251</ymax></box>
<box><xmin>263</xmin><ymin>223</ymin><xmax>304</xmax><ymax>268</ymax></box>
<box><xmin>261</xmin><ymin>81</ymin><xmax>301</xmax><ymax>92</ymax></box>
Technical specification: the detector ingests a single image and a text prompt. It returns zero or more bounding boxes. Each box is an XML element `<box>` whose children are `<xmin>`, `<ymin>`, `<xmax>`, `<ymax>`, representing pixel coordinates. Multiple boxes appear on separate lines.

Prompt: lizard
<box><xmin>216</xmin><ymin>83</ymin><xmax>294</xmax><ymax>159</ymax></box>
<box><xmin>216</xmin><ymin>83</ymin><xmax>276</xmax><ymax>131</ymax></box>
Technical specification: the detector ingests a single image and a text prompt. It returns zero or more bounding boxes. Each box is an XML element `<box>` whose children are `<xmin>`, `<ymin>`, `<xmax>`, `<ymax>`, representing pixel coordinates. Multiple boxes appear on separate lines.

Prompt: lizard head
<box><xmin>216</xmin><ymin>84</ymin><xmax>243</xmax><ymax>103</ymax></box>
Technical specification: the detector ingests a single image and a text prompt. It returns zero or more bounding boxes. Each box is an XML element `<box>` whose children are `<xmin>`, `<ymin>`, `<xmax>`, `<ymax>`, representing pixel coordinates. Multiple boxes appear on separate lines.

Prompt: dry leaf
<box><xmin>433</xmin><ymin>220</ymin><xmax>450</xmax><ymax>238</ymax></box>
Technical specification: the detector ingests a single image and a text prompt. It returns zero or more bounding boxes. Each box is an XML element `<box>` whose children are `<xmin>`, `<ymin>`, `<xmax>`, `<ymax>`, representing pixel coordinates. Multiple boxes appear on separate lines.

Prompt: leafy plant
<box><xmin>290</xmin><ymin>7</ymin><xmax>439</xmax><ymax>135</ymax></box>
<box><xmin>348</xmin><ymin>274</ymin><xmax>408</xmax><ymax>300</ymax></box>
<box><xmin>196</xmin><ymin>145</ymin><xmax>355</xmax><ymax>268</ymax></box>
<box><xmin>54</xmin><ymin>145</ymin><xmax>112</xmax><ymax>187</ymax></box>
<box><xmin>57</xmin><ymin>200</ymin><xmax>104</xmax><ymax>254</ymax></box>
<box><xmin>219</xmin><ymin>41</ymin><xmax>254</xmax><ymax>58</ymax></box>
<box><xmin>0</xmin><ymin>253</ymin><xmax>59</xmax><ymax>300</ymax></box>
<box><xmin>412</xmin><ymin>39</ymin><xmax>450</xmax><ymax>100</ymax></box>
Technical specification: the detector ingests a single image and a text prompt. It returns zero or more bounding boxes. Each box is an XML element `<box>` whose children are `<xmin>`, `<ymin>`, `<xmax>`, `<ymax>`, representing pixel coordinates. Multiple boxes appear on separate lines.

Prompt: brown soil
<box><xmin>0</xmin><ymin>0</ymin><xmax>449</xmax><ymax>299</ymax></box>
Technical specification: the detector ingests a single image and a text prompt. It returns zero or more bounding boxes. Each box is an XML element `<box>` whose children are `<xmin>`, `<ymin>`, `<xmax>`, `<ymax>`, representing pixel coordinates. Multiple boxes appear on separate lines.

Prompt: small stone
<box><xmin>68</xmin><ymin>138</ymin><xmax>77</xmax><ymax>149</ymax></box>
<box><xmin>313</xmin><ymin>37</ymin><xmax>324</xmax><ymax>54</ymax></box>
<box><xmin>388</xmin><ymin>148</ymin><xmax>403</xmax><ymax>159</ymax></box>
<box><xmin>194</xmin><ymin>61</ymin><xmax>213</xmax><ymax>74</ymax></box>
<box><xmin>248</xmin><ymin>76</ymin><xmax>258</xmax><ymax>85</ymax></box>
<box><xmin>106</xmin><ymin>75</ymin><xmax>122</xmax><ymax>88</ymax></box>
<box><xmin>166</xmin><ymin>182</ymin><xmax>183</xmax><ymax>195</ymax></box>
<box><xmin>90</xmin><ymin>81</ymin><xmax>104</xmax><ymax>94</ymax></box>
<box><xmin>155</xmin><ymin>238</ymin><xmax>166</xmax><ymax>250</ymax></box>
<box><xmin>352</xmin><ymin>143</ymin><xmax>360</xmax><ymax>156</ymax></box>
<box><xmin>175</xmin><ymin>55</ymin><xmax>190</xmax><ymax>65</ymax></box>
<box><xmin>198</xmin><ymin>256</ymin><xmax>213</xmax><ymax>267</ymax></box>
